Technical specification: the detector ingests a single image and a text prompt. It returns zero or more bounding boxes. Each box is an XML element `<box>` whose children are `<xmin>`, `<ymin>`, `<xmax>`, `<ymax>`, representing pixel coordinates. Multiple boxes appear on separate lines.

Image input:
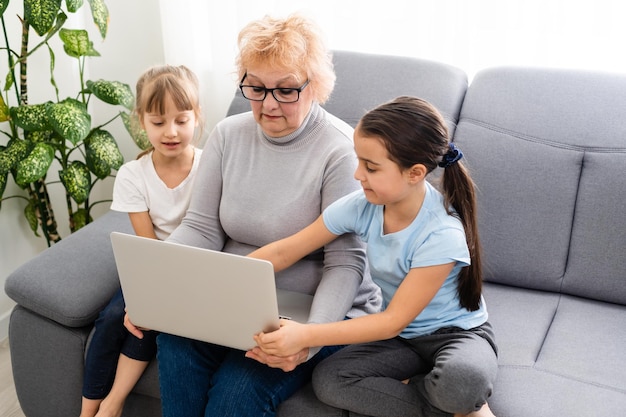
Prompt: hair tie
<box><xmin>438</xmin><ymin>142</ymin><xmax>463</xmax><ymax>168</ymax></box>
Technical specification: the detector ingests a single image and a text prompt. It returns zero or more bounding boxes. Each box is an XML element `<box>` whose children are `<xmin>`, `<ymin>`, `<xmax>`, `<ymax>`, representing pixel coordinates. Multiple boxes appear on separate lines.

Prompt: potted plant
<box><xmin>0</xmin><ymin>0</ymin><xmax>148</xmax><ymax>246</ymax></box>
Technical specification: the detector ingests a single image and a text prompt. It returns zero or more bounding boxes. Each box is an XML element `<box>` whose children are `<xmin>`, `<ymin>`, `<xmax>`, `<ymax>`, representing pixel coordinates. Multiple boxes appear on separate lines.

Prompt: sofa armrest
<box><xmin>4</xmin><ymin>211</ymin><xmax>133</xmax><ymax>327</ymax></box>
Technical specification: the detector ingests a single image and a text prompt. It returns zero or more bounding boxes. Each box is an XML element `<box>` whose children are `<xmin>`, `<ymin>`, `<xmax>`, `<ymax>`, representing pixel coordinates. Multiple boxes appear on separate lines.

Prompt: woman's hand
<box><xmin>245</xmin><ymin>346</ymin><xmax>310</xmax><ymax>372</ymax></box>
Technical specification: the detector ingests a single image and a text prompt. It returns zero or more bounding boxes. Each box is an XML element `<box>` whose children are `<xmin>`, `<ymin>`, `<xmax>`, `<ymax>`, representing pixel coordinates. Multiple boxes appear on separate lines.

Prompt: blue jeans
<box><xmin>82</xmin><ymin>288</ymin><xmax>158</xmax><ymax>399</ymax></box>
<box><xmin>157</xmin><ymin>333</ymin><xmax>343</xmax><ymax>417</ymax></box>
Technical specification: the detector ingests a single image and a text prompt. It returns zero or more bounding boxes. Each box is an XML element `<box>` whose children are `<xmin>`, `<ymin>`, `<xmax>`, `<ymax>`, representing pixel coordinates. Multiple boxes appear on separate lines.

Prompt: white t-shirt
<box><xmin>111</xmin><ymin>148</ymin><xmax>202</xmax><ymax>240</ymax></box>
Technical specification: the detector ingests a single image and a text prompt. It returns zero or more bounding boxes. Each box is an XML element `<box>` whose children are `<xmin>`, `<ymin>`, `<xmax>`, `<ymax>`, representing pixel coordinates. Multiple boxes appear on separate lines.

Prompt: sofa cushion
<box><xmin>537</xmin><ymin>295</ymin><xmax>626</xmax><ymax>391</ymax></box>
<box><xmin>454</xmin><ymin>67</ymin><xmax>626</xmax><ymax>305</ymax></box>
<box><xmin>482</xmin><ymin>283</ymin><xmax>559</xmax><ymax>367</ymax></box>
<box><xmin>484</xmin><ymin>283</ymin><xmax>626</xmax><ymax>417</ymax></box>
<box><xmin>5</xmin><ymin>211</ymin><xmax>133</xmax><ymax>327</ymax></box>
<box><xmin>324</xmin><ymin>50</ymin><xmax>468</xmax><ymax>133</ymax></box>
<box><xmin>564</xmin><ymin>150</ymin><xmax>626</xmax><ymax>303</ymax></box>
<box><xmin>491</xmin><ymin>366</ymin><xmax>626</xmax><ymax>417</ymax></box>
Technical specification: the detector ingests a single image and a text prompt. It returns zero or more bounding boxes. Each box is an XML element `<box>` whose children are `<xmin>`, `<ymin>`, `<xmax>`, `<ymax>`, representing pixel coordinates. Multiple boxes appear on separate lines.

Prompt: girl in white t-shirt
<box><xmin>80</xmin><ymin>65</ymin><xmax>203</xmax><ymax>417</ymax></box>
<box><xmin>247</xmin><ymin>96</ymin><xmax>498</xmax><ymax>417</ymax></box>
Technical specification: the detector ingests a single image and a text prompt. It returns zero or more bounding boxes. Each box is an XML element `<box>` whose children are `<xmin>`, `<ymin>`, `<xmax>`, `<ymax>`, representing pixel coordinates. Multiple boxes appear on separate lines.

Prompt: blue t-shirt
<box><xmin>323</xmin><ymin>183</ymin><xmax>488</xmax><ymax>338</ymax></box>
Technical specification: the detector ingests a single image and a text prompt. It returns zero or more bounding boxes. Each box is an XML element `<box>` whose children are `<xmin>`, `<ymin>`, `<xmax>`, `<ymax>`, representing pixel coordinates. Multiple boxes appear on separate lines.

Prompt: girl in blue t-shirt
<box><xmin>247</xmin><ymin>96</ymin><xmax>498</xmax><ymax>417</ymax></box>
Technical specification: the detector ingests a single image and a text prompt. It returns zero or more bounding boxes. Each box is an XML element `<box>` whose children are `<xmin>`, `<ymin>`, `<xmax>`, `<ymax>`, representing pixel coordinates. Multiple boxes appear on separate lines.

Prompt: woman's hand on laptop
<box><xmin>245</xmin><ymin>345</ymin><xmax>309</xmax><ymax>372</ymax></box>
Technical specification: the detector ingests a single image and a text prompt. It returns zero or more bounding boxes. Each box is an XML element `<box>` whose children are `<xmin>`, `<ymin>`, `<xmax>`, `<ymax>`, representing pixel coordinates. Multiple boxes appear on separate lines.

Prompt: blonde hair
<box><xmin>134</xmin><ymin>65</ymin><xmax>203</xmax><ymax>158</ymax></box>
<box><xmin>236</xmin><ymin>14</ymin><xmax>335</xmax><ymax>104</ymax></box>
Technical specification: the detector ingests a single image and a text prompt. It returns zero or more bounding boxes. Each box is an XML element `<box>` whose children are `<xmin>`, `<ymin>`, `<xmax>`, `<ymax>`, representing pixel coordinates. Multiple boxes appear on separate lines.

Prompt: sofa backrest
<box><xmin>227</xmin><ymin>50</ymin><xmax>468</xmax><ymax>135</ymax></box>
<box><xmin>453</xmin><ymin>67</ymin><xmax>626</xmax><ymax>305</ymax></box>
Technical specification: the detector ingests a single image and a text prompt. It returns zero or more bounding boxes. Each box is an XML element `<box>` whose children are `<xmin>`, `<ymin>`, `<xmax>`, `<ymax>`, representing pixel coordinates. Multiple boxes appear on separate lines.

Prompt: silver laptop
<box><xmin>110</xmin><ymin>232</ymin><xmax>313</xmax><ymax>351</ymax></box>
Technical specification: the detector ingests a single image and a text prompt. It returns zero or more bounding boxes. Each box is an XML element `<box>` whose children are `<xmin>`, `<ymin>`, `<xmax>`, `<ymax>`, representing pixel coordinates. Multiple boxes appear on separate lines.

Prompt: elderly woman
<box><xmin>133</xmin><ymin>13</ymin><xmax>382</xmax><ymax>417</ymax></box>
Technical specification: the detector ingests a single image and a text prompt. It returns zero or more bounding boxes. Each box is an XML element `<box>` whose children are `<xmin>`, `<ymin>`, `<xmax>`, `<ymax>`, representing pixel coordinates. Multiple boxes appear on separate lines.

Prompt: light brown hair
<box><xmin>134</xmin><ymin>65</ymin><xmax>203</xmax><ymax>159</ymax></box>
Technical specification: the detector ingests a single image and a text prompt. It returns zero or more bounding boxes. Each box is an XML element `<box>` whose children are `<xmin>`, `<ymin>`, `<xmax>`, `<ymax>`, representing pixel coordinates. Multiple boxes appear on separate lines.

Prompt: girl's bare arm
<box><xmin>248</xmin><ymin>215</ymin><xmax>338</xmax><ymax>271</ymax></box>
<box><xmin>128</xmin><ymin>212</ymin><xmax>158</xmax><ymax>239</ymax></box>
<box><xmin>253</xmin><ymin>262</ymin><xmax>454</xmax><ymax>356</ymax></box>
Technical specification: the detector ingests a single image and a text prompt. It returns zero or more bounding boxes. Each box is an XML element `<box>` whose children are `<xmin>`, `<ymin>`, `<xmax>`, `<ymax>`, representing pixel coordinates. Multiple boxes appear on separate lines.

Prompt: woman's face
<box><xmin>243</xmin><ymin>65</ymin><xmax>313</xmax><ymax>137</ymax></box>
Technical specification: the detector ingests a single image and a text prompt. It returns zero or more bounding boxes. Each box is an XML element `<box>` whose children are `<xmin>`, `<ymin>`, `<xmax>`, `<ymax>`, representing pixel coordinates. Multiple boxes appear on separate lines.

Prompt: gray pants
<box><xmin>312</xmin><ymin>322</ymin><xmax>498</xmax><ymax>417</ymax></box>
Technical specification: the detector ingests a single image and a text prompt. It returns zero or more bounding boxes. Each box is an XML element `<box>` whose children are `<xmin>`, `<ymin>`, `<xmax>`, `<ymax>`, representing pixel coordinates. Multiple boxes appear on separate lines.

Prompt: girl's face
<box><xmin>243</xmin><ymin>65</ymin><xmax>313</xmax><ymax>137</ymax></box>
<box><xmin>141</xmin><ymin>93</ymin><xmax>197</xmax><ymax>159</ymax></box>
<box><xmin>353</xmin><ymin>131</ymin><xmax>414</xmax><ymax>206</ymax></box>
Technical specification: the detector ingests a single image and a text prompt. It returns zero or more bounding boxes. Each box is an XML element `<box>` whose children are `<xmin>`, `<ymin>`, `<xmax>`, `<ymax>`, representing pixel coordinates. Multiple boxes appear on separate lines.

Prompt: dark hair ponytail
<box><xmin>441</xmin><ymin>158</ymin><xmax>482</xmax><ymax>311</ymax></box>
<box><xmin>357</xmin><ymin>96</ymin><xmax>482</xmax><ymax>311</ymax></box>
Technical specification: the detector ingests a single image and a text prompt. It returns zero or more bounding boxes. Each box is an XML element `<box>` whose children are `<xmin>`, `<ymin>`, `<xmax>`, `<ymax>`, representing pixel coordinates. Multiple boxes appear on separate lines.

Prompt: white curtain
<box><xmin>157</xmin><ymin>0</ymin><xmax>626</xmax><ymax>134</ymax></box>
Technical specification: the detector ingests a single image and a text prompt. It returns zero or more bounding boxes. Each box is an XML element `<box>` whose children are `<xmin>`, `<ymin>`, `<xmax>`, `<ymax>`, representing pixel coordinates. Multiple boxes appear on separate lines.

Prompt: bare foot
<box><xmin>454</xmin><ymin>402</ymin><xmax>496</xmax><ymax>417</ymax></box>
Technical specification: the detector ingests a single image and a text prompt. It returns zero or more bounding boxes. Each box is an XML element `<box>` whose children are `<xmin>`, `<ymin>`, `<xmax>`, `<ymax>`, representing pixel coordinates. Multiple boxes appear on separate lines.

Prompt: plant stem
<box><xmin>0</xmin><ymin>15</ymin><xmax>20</xmax><ymax>105</ymax></box>
<box><xmin>0</xmin><ymin>195</ymin><xmax>30</xmax><ymax>203</ymax></box>
<box><xmin>94</xmin><ymin>112</ymin><xmax>122</xmax><ymax>130</ymax></box>
<box><xmin>79</xmin><ymin>56</ymin><xmax>86</xmax><ymax>104</ymax></box>
<box><xmin>66</xmin><ymin>192</ymin><xmax>75</xmax><ymax>233</ymax></box>
<box><xmin>89</xmin><ymin>199</ymin><xmax>112</xmax><ymax>210</ymax></box>
<box><xmin>18</xmin><ymin>18</ymin><xmax>61</xmax><ymax>246</ymax></box>
<box><xmin>19</xmin><ymin>18</ymin><xmax>28</xmax><ymax>105</ymax></box>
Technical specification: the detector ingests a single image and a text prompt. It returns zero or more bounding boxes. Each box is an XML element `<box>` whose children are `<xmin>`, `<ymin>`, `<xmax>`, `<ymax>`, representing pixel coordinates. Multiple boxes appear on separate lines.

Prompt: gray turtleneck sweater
<box><xmin>168</xmin><ymin>103</ymin><xmax>381</xmax><ymax>332</ymax></box>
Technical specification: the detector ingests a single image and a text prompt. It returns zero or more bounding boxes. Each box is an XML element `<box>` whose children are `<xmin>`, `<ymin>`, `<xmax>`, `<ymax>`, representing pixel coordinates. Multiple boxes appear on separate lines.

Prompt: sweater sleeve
<box><xmin>308</xmin><ymin>149</ymin><xmax>366</xmax><ymax>324</ymax></box>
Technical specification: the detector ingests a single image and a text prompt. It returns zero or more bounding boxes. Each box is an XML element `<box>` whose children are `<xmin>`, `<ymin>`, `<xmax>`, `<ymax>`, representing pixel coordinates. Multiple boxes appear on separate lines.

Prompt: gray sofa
<box><xmin>5</xmin><ymin>50</ymin><xmax>626</xmax><ymax>417</ymax></box>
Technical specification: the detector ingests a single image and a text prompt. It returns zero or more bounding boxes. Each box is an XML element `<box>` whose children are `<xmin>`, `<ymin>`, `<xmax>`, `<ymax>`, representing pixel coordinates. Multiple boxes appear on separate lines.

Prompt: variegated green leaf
<box><xmin>0</xmin><ymin>91</ymin><xmax>8</xmax><ymax>122</ymax></box>
<box><xmin>87</xmin><ymin>0</ymin><xmax>108</xmax><ymax>39</ymax></box>
<box><xmin>24</xmin><ymin>198</ymin><xmax>41</xmax><ymax>236</ymax></box>
<box><xmin>24</xmin><ymin>0</ymin><xmax>62</xmax><ymax>36</ymax></box>
<box><xmin>46</xmin><ymin>98</ymin><xmax>91</xmax><ymax>145</ymax></box>
<box><xmin>65</xmin><ymin>0</ymin><xmax>83</xmax><ymax>13</ymax></box>
<box><xmin>46</xmin><ymin>42</ymin><xmax>60</xmax><ymax>99</ymax></box>
<box><xmin>10</xmin><ymin>103</ymin><xmax>51</xmax><ymax>131</ymax></box>
<box><xmin>25</xmin><ymin>129</ymin><xmax>54</xmax><ymax>143</ymax></box>
<box><xmin>59</xmin><ymin>160</ymin><xmax>90</xmax><ymax>203</ymax></box>
<box><xmin>1</xmin><ymin>139</ymin><xmax>34</xmax><ymax>173</ymax></box>
<box><xmin>0</xmin><ymin>0</ymin><xmax>9</xmax><ymax>17</ymax></box>
<box><xmin>121</xmin><ymin>112</ymin><xmax>151</xmax><ymax>150</ymax></box>
<box><xmin>87</xmin><ymin>79</ymin><xmax>134</xmax><ymax>110</ymax></box>
<box><xmin>0</xmin><ymin>146</ymin><xmax>7</xmax><ymax>175</ymax></box>
<box><xmin>71</xmin><ymin>207</ymin><xmax>91</xmax><ymax>231</ymax></box>
<box><xmin>59</xmin><ymin>28</ymin><xmax>100</xmax><ymax>58</ymax></box>
<box><xmin>4</xmin><ymin>69</ymin><xmax>15</xmax><ymax>92</ymax></box>
<box><xmin>0</xmin><ymin>171</ymin><xmax>6</xmax><ymax>201</ymax></box>
<box><xmin>15</xmin><ymin>142</ymin><xmax>54</xmax><ymax>185</ymax></box>
<box><xmin>85</xmin><ymin>129</ymin><xmax>123</xmax><ymax>179</ymax></box>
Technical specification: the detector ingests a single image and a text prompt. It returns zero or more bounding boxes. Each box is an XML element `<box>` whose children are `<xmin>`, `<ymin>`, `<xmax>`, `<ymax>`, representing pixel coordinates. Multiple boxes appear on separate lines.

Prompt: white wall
<box><xmin>0</xmin><ymin>1</ymin><xmax>166</xmax><ymax>341</ymax></box>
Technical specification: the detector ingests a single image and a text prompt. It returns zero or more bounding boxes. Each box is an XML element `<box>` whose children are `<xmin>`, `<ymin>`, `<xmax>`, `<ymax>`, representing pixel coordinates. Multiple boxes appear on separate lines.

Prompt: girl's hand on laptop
<box><xmin>252</xmin><ymin>319</ymin><xmax>307</xmax><ymax>357</ymax></box>
<box><xmin>245</xmin><ymin>345</ymin><xmax>309</xmax><ymax>372</ymax></box>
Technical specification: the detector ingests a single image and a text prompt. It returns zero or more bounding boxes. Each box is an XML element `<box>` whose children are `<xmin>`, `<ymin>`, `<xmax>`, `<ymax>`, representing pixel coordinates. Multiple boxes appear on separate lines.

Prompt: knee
<box><xmin>311</xmin><ymin>358</ymin><xmax>347</xmax><ymax>406</ymax></box>
<box><xmin>425</xmin><ymin>360</ymin><xmax>497</xmax><ymax>414</ymax></box>
<box><xmin>94</xmin><ymin>298</ymin><xmax>126</xmax><ymax>331</ymax></box>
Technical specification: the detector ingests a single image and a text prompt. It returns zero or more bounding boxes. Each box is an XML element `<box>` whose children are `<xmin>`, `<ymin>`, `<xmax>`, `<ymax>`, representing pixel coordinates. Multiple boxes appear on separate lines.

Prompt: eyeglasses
<box><xmin>239</xmin><ymin>73</ymin><xmax>310</xmax><ymax>103</ymax></box>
